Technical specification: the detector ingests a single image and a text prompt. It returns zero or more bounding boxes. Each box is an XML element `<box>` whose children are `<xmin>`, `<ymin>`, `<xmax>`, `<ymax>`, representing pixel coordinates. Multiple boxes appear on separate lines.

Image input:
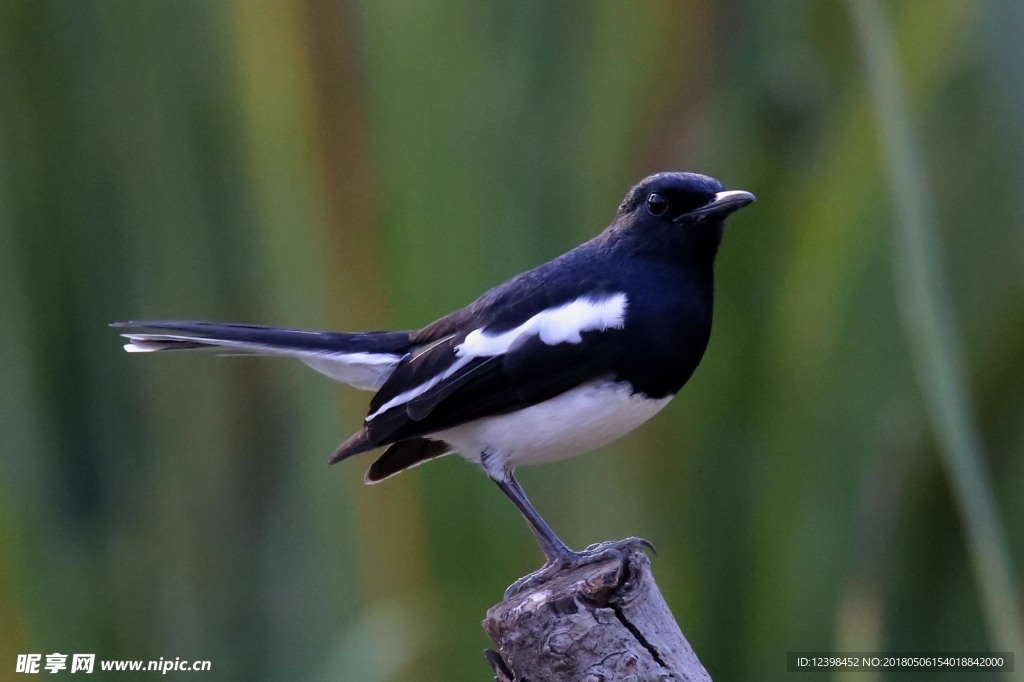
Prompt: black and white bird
<box><xmin>115</xmin><ymin>172</ymin><xmax>754</xmax><ymax>597</ymax></box>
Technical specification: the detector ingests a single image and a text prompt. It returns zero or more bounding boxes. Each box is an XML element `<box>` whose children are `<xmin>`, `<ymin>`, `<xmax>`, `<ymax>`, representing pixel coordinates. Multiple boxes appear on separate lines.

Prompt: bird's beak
<box><xmin>686</xmin><ymin>190</ymin><xmax>756</xmax><ymax>221</ymax></box>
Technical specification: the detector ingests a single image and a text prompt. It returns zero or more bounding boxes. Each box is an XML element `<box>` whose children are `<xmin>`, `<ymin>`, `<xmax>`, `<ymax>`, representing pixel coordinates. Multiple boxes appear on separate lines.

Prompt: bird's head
<box><xmin>614</xmin><ymin>172</ymin><xmax>755</xmax><ymax>258</ymax></box>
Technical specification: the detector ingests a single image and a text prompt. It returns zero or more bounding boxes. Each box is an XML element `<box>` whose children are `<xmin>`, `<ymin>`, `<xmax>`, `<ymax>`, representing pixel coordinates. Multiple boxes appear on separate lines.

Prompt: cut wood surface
<box><xmin>483</xmin><ymin>548</ymin><xmax>712</xmax><ymax>681</ymax></box>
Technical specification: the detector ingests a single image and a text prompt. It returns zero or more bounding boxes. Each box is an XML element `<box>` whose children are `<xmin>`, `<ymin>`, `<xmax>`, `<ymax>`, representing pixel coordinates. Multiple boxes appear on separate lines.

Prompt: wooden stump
<box><xmin>483</xmin><ymin>548</ymin><xmax>712</xmax><ymax>681</ymax></box>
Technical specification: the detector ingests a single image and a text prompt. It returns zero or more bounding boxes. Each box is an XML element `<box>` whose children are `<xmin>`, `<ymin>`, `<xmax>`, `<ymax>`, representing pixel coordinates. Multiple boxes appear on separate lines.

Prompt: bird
<box><xmin>114</xmin><ymin>171</ymin><xmax>755</xmax><ymax>598</ymax></box>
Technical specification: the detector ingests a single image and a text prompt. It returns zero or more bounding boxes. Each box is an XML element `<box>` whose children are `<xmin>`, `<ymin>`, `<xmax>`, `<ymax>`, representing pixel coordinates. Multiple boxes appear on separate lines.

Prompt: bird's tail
<box><xmin>113</xmin><ymin>320</ymin><xmax>412</xmax><ymax>391</ymax></box>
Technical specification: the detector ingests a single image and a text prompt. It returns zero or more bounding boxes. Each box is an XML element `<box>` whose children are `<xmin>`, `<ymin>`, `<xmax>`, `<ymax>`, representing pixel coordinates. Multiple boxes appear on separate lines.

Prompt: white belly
<box><xmin>434</xmin><ymin>381</ymin><xmax>672</xmax><ymax>474</ymax></box>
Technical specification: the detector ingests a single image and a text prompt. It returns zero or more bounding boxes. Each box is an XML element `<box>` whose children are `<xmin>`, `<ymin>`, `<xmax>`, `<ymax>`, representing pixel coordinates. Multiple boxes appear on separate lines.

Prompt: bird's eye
<box><xmin>646</xmin><ymin>192</ymin><xmax>668</xmax><ymax>216</ymax></box>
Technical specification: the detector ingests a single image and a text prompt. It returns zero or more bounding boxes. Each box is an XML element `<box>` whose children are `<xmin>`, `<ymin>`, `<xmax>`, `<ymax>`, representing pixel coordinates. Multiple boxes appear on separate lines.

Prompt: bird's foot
<box><xmin>503</xmin><ymin>536</ymin><xmax>655</xmax><ymax>600</ymax></box>
<box><xmin>581</xmin><ymin>535</ymin><xmax>656</xmax><ymax>557</ymax></box>
<box><xmin>502</xmin><ymin>561</ymin><xmax>564</xmax><ymax>601</ymax></box>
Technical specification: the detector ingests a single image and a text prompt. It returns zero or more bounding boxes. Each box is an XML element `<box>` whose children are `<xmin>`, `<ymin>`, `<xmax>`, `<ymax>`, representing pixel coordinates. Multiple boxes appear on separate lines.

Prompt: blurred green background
<box><xmin>1</xmin><ymin>1</ymin><xmax>1022</xmax><ymax>680</ymax></box>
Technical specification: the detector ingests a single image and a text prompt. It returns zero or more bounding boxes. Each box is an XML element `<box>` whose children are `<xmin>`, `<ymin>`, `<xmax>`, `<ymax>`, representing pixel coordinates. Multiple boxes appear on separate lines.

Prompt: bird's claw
<box><xmin>503</xmin><ymin>536</ymin><xmax>656</xmax><ymax>600</ymax></box>
<box><xmin>582</xmin><ymin>535</ymin><xmax>656</xmax><ymax>556</ymax></box>
<box><xmin>503</xmin><ymin>561</ymin><xmax>564</xmax><ymax>600</ymax></box>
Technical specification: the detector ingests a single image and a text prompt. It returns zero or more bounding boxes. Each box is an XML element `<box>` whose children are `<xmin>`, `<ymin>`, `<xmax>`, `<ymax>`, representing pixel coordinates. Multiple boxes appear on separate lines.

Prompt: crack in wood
<box><xmin>611</xmin><ymin>601</ymin><xmax>668</xmax><ymax>668</ymax></box>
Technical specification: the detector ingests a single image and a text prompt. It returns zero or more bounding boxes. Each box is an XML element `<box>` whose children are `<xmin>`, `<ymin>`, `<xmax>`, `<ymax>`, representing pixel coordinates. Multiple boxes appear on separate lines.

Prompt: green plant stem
<box><xmin>847</xmin><ymin>0</ymin><xmax>1023</xmax><ymax>660</ymax></box>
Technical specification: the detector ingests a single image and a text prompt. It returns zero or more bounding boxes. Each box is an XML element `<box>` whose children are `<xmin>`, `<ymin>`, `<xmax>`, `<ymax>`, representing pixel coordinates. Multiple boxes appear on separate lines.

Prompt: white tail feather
<box><xmin>121</xmin><ymin>333</ymin><xmax>401</xmax><ymax>390</ymax></box>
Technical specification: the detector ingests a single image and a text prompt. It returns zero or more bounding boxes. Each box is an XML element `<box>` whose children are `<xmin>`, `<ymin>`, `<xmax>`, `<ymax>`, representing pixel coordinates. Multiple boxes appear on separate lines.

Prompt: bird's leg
<box><xmin>493</xmin><ymin>472</ymin><xmax>654</xmax><ymax>600</ymax></box>
<box><xmin>493</xmin><ymin>472</ymin><xmax>573</xmax><ymax>563</ymax></box>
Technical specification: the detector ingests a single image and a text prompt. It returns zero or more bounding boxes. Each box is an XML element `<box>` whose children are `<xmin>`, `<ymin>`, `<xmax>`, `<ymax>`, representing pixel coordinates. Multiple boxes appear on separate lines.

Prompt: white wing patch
<box><xmin>365</xmin><ymin>293</ymin><xmax>628</xmax><ymax>422</ymax></box>
<box><xmin>364</xmin><ymin>354</ymin><xmax>475</xmax><ymax>421</ymax></box>
<box><xmin>458</xmin><ymin>293</ymin><xmax>628</xmax><ymax>357</ymax></box>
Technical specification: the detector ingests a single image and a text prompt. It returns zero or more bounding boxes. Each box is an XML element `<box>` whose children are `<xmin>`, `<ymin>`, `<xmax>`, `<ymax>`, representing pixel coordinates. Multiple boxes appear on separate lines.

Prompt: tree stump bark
<box><xmin>482</xmin><ymin>548</ymin><xmax>712</xmax><ymax>681</ymax></box>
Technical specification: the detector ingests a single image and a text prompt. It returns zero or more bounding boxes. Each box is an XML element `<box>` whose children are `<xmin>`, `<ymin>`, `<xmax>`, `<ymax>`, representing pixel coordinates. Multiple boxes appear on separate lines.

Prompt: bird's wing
<box><xmin>331</xmin><ymin>291</ymin><xmax>630</xmax><ymax>461</ymax></box>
